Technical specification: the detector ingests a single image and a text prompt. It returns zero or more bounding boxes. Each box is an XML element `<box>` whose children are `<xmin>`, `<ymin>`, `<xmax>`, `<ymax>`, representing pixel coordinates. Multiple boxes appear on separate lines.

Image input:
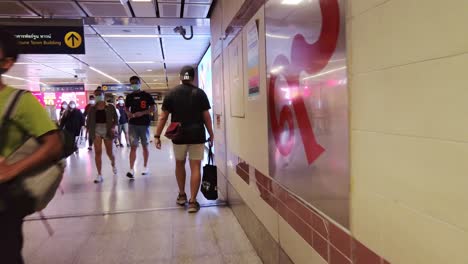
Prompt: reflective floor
<box><xmin>23</xmin><ymin>138</ymin><xmax>261</xmax><ymax>264</ymax></box>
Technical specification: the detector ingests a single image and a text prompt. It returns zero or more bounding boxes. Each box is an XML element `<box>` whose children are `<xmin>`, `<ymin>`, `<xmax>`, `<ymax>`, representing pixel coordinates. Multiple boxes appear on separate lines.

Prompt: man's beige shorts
<box><xmin>173</xmin><ymin>144</ymin><xmax>205</xmax><ymax>161</ymax></box>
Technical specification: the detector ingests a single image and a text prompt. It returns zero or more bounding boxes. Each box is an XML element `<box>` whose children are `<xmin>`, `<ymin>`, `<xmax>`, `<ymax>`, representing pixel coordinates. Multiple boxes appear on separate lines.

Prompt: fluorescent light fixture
<box><xmin>89</xmin><ymin>66</ymin><xmax>121</xmax><ymax>83</ymax></box>
<box><xmin>15</xmin><ymin>62</ymin><xmax>40</xmax><ymax>65</ymax></box>
<box><xmin>146</xmin><ymin>69</ymin><xmax>153</xmax><ymax>72</ymax></box>
<box><xmin>302</xmin><ymin>66</ymin><xmax>347</xmax><ymax>81</ymax></box>
<box><xmin>132</xmin><ymin>0</ymin><xmax>152</xmax><ymax>2</ymax></box>
<box><xmin>266</xmin><ymin>33</ymin><xmax>290</xmax><ymax>39</ymax></box>
<box><xmin>281</xmin><ymin>0</ymin><xmax>303</xmax><ymax>5</ymax></box>
<box><xmin>101</xmin><ymin>34</ymin><xmax>160</xmax><ymax>38</ymax></box>
<box><xmin>3</xmin><ymin>74</ymin><xmax>46</xmax><ymax>85</ymax></box>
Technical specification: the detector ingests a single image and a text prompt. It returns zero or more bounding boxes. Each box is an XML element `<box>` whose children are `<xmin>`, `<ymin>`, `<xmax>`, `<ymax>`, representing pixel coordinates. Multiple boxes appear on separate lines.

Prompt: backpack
<box><xmin>0</xmin><ymin>89</ymin><xmax>65</xmax><ymax>215</ymax></box>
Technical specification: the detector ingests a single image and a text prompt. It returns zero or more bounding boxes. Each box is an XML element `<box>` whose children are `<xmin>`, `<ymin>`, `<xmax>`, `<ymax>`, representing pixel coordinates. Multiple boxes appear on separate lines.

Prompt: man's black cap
<box><xmin>180</xmin><ymin>66</ymin><xmax>195</xmax><ymax>81</ymax></box>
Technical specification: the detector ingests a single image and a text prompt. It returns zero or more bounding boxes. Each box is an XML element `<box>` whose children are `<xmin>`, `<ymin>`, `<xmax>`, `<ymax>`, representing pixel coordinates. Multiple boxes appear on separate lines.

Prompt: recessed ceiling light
<box><xmin>126</xmin><ymin>61</ymin><xmax>156</xmax><ymax>64</ymax></box>
<box><xmin>146</xmin><ymin>69</ymin><xmax>153</xmax><ymax>72</ymax></box>
<box><xmin>89</xmin><ymin>66</ymin><xmax>121</xmax><ymax>83</ymax></box>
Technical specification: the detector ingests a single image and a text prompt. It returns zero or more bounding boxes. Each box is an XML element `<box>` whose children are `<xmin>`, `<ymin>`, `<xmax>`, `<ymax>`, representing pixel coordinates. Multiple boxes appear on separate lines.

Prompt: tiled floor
<box><xmin>22</xmin><ymin>139</ymin><xmax>262</xmax><ymax>264</ymax></box>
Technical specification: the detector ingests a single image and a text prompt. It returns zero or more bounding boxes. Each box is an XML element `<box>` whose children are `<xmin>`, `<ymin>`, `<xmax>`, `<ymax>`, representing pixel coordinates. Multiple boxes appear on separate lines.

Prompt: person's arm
<box><xmin>154</xmin><ymin>110</ymin><xmax>169</xmax><ymax>149</ymax></box>
<box><xmin>0</xmin><ymin>131</ymin><xmax>63</xmax><ymax>182</ymax></box>
<box><xmin>203</xmin><ymin>110</ymin><xmax>214</xmax><ymax>145</ymax></box>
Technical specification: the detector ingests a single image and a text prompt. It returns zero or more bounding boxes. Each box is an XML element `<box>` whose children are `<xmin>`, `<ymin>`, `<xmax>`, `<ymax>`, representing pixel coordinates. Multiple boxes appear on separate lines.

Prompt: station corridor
<box><xmin>22</xmin><ymin>140</ymin><xmax>261</xmax><ymax>264</ymax></box>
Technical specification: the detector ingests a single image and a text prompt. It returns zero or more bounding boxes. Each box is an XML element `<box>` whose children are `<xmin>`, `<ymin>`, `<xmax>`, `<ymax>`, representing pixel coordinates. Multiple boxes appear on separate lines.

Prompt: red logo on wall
<box><xmin>268</xmin><ymin>0</ymin><xmax>340</xmax><ymax>165</ymax></box>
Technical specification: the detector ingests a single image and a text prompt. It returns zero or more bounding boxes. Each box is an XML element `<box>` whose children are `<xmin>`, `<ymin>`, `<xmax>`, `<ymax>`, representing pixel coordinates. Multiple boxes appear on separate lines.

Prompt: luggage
<box><xmin>201</xmin><ymin>146</ymin><xmax>218</xmax><ymax>200</ymax></box>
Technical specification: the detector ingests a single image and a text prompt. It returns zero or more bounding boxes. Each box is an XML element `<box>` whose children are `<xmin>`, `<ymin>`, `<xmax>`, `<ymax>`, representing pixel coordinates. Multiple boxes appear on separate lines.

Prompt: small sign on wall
<box><xmin>246</xmin><ymin>20</ymin><xmax>260</xmax><ymax>100</ymax></box>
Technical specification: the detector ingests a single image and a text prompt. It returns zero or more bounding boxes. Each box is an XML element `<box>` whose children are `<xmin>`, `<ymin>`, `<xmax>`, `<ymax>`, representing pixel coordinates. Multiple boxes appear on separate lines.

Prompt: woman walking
<box><xmin>60</xmin><ymin>100</ymin><xmax>84</xmax><ymax>152</ymax></box>
<box><xmin>86</xmin><ymin>87</ymin><xmax>118</xmax><ymax>183</ymax></box>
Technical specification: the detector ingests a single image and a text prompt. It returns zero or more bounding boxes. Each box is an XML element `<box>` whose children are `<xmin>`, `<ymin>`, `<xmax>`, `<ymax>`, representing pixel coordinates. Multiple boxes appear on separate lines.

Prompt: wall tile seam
<box><xmin>349</xmin><ymin>50</ymin><xmax>468</xmax><ymax>77</ymax></box>
<box><xmin>351</xmin><ymin>191</ymin><xmax>468</xmax><ymax>235</ymax></box>
<box><xmin>351</xmin><ymin>129</ymin><xmax>468</xmax><ymax>145</ymax></box>
<box><xmin>346</xmin><ymin>0</ymin><xmax>392</xmax><ymax>21</ymax></box>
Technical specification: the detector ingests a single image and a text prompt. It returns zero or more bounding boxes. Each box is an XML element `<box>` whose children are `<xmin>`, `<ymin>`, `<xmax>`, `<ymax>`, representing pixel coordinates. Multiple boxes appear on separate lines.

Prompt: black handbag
<box><xmin>201</xmin><ymin>146</ymin><xmax>218</xmax><ymax>200</ymax></box>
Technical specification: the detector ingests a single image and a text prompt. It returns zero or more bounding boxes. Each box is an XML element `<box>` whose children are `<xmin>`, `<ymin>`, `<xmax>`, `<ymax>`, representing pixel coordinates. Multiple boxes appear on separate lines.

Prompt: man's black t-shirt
<box><xmin>125</xmin><ymin>90</ymin><xmax>155</xmax><ymax>126</ymax></box>
<box><xmin>162</xmin><ymin>84</ymin><xmax>211</xmax><ymax>144</ymax></box>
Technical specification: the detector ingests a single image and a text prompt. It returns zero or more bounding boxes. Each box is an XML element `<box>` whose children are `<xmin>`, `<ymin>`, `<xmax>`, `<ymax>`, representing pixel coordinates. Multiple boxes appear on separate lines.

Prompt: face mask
<box><xmin>62</xmin><ymin>104</ymin><xmax>68</xmax><ymax>109</ymax></box>
<box><xmin>118</xmin><ymin>99</ymin><xmax>124</xmax><ymax>105</ymax></box>
<box><xmin>131</xmin><ymin>84</ymin><xmax>141</xmax><ymax>91</ymax></box>
<box><xmin>69</xmin><ymin>104</ymin><xmax>76</xmax><ymax>109</ymax></box>
<box><xmin>95</xmin><ymin>95</ymin><xmax>105</xmax><ymax>102</ymax></box>
<box><xmin>89</xmin><ymin>99</ymin><xmax>96</xmax><ymax>105</ymax></box>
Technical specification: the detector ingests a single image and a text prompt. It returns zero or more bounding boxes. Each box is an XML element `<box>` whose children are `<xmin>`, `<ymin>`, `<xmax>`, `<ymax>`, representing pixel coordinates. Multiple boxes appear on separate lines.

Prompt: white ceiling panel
<box><xmin>0</xmin><ymin>1</ymin><xmax>38</xmax><ymax>17</ymax></box>
<box><xmin>130</xmin><ymin>1</ymin><xmax>157</xmax><ymax>17</ymax></box>
<box><xmin>80</xmin><ymin>1</ymin><xmax>131</xmax><ymax>17</ymax></box>
<box><xmin>104</xmin><ymin>38</ymin><xmax>163</xmax><ymax>61</ymax></box>
<box><xmin>183</xmin><ymin>4</ymin><xmax>210</xmax><ymax>18</ymax></box>
<box><xmin>162</xmin><ymin>36</ymin><xmax>210</xmax><ymax>65</ymax></box>
<box><xmin>160</xmin><ymin>26</ymin><xmax>211</xmax><ymax>36</ymax></box>
<box><xmin>93</xmin><ymin>26</ymin><xmax>158</xmax><ymax>35</ymax></box>
<box><xmin>24</xmin><ymin>1</ymin><xmax>85</xmax><ymax>17</ymax></box>
<box><xmin>158</xmin><ymin>3</ymin><xmax>181</xmax><ymax>17</ymax></box>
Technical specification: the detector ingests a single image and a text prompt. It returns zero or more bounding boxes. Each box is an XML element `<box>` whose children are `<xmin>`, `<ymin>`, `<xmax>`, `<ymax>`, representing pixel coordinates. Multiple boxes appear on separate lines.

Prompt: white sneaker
<box><xmin>112</xmin><ymin>166</ymin><xmax>117</xmax><ymax>175</ymax></box>
<box><xmin>142</xmin><ymin>167</ymin><xmax>149</xmax><ymax>175</ymax></box>
<box><xmin>94</xmin><ymin>175</ymin><xmax>103</xmax><ymax>183</ymax></box>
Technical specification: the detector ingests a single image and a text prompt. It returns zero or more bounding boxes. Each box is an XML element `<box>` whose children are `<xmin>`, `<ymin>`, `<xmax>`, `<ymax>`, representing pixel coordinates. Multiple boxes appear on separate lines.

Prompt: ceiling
<box><xmin>0</xmin><ymin>0</ymin><xmax>214</xmax><ymax>91</ymax></box>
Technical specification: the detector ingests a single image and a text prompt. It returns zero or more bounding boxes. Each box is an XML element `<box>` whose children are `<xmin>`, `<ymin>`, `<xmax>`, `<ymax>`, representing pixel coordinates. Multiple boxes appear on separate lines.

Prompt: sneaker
<box><xmin>94</xmin><ymin>175</ymin><xmax>103</xmax><ymax>183</ymax></box>
<box><xmin>142</xmin><ymin>167</ymin><xmax>149</xmax><ymax>175</ymax></box>
<box><xmin>176</xmin><ymin>193</ymin><xmax>187</xmax><ymax>206</ymax></box>
<box><xmin>119</xmin><ymin>144</ymin><xmax>124</xmax><ymax>148</ymax></box>
<box><xmin>88</xmin><ymin>147</ymin><xmax>92</xmax><ymax>151</ymax></box>
<box><xmin>126</xmin><ymin>170</ymin><xmax>134</xmax><ymax>179</ymax></box>
<box><xmin>127</xmin><ymin>144</ymin><xmax>130</xmax><ymax>147</ymax></box>
<box><xmin>187</xmin><ymin>201</ymin><xmax>200</xmax><ymax>213</ymax></box>
<box><xmin>112</xmin><ymin>166</ymin><xmax>117</xmax><ymax>175</ymax></box>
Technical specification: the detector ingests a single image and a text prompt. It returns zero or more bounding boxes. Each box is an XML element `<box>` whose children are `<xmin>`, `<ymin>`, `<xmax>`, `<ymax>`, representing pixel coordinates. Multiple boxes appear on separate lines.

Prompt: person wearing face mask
<box><xmin>59</xmin><ymin>101</ymin><xmax>68</xmax><ymax>121</ymax></box>
<box><xmin>0</xmin><ymin>30</ymin><xmax>63</xmax><ymax>263</ymax></box>
<box><xmin>60</xmin><ymin>100</ymin><xmax>84</xmax><ymax>152</ymax></box>
<box><xmin>86</xmin><ymin>87</ymin><xmax>118</xmax><ymax>183</ymax></box>
<box><xmin>84</xmin><ymin>94</ymin><xmax>96</xmax><ymax>151</ymax></box>
<box><xmin>125</xmin><ymin>76</ymin><xmax>156</xmax><ymax>178</ymax></box>
<box><xmin>116</xmin><ymin>96</ymin><xmax>130</xmax><ymax>147</ymax></box>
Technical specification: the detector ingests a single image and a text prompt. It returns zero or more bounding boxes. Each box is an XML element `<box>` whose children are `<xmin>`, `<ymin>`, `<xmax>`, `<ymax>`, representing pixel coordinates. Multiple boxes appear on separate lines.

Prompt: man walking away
<box><xmin>116</xmin><ymin>96</ymin><xmax>130</xmax><ymax>147</ymax></box>
<box><xmin>125</xmin><ymin>76</ymin><xmax>156</xmax><ymax>178</ymax></box>
<box><xmin>154</xmin><ymin>66</ymin><xmax>214</xmax><ymax>213</ymax></box>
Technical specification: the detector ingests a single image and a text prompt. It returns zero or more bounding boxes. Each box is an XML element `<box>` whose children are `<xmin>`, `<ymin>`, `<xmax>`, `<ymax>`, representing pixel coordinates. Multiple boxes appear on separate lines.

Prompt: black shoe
<box><xmin>188</xmin><ymin>201</ymin><xmax>200</xmax><ymax>213</ymax></box>
<box><xmin>119</xmin><ymin>144</ymin><xmax>124</xmax><ymax>147</ymax></box>
<box><xmin>126</xmin><ymin>171</ymin><xmax>134</xmax><ymax>179</ymax></box>
<box><xmin>88</xmin><ymin>147</ymin><xmax>92</xmax><ymax>151</ymax></box>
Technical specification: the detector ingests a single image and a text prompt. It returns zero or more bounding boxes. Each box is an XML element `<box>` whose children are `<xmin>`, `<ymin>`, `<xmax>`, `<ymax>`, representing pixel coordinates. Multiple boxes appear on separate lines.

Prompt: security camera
<box><xmin>74</xmin><ymin>75</ymin><xmax>78</xmax><ymax>79</ymax></box>
<box><xmin>173</xmin><ymin>26</ymin><xmax>194</xmax><ymax>40</ymax></box>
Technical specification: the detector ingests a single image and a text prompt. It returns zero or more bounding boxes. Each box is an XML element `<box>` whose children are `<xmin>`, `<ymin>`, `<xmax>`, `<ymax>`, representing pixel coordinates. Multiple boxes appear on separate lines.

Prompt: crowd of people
<box><xmin>0</xmin><ymin>30</ymin><xmax>214</xmax><ymax>263</ymax></box>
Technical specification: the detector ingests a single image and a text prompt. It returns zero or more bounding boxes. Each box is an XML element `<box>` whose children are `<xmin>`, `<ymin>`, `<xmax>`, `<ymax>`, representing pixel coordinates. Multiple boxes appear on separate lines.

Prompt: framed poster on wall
<box><xmin>266</xmin><ymin>0</ymin><xmax>349</xmax><ymax>228</ymax></box>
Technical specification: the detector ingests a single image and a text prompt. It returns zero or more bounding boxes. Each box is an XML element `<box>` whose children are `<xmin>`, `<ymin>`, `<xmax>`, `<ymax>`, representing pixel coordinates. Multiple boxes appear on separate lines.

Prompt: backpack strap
<box><xmin>0</xmin><ymin>89</ymin><xmax>26</xmax><ymax>131</ymax></box>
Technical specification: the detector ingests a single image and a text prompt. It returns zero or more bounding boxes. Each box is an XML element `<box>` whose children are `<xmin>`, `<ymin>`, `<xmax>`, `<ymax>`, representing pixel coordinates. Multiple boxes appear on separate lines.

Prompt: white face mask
<box><xmin>118</xmin><ymin>99</ymin><xmax>124</xmax><ymax>105</ymax></box>
<box><xmin>62</xmin><ymin>104</ymin><xmax>68</xmax><ymax>109</ymax></box>
<box><xmin>69</xmin><ymin>104</ymin><xmax>76</xmax><ymax>109</ymax></box>
<box><xmin>89</xmin><ymin>99</ymin><xmax>96</xmax><ymax>105</ymax></box>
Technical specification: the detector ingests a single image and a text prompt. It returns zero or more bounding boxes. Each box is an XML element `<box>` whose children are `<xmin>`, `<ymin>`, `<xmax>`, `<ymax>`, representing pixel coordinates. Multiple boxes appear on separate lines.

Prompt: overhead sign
<box><xmin>40</xmin><ymin>84</ymin><xmax>85</xmax><ymax>93</ymax></box>
<box><xmin>0</xmin><ymin>19</ymin><xmax>85</xmax><ymax>54</ymax></box>
<box><xmin>102</xmin><ymin>84</ymin><xmax>133</xmax><ymax>92</ymax></box>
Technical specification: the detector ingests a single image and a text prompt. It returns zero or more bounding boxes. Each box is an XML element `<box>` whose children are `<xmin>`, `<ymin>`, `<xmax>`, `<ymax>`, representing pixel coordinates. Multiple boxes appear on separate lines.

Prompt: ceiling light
<box><xmin>101</xmin><ymin>34</ymin><xmax>160</xmax><ymax>38</ymax></box>
<box><xmin>132</xmin><ymin>0</ymin><xmax>152</xmax><ymax>2</ymax></box>
<box><xmin>281</xmin><ymin>0</ymin><xmax>303</xmax><ymax>5</ymax></box>
<box><xmin>89</xmin><ymin>66</ymin><xmax>121</xmax><ymax>83</ymax></box>
<box><xmin>146</xmin><ymin>69</ymin><xmax>153</xmax><ymax>72</ymax></box>
<box><xmin>3</xmin><ymin>74</ymin><xmax>46</xmax><ymax>85</ymax></box>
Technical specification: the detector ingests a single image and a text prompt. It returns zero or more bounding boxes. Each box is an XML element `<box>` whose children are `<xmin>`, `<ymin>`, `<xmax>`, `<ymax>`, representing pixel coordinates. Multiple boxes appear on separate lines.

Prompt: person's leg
<box><xmin>123</xmin><ymin>123</ymin><xmax>130</xmax><ymax>146</ymax></box>
<box><xmin>187</xmin><ymin>144</ymin><xmax>205</xmax><ymax>213</ymax></box>
<box><xmin>0</xmin><ymin>213</ymin><xmax>24</xmax><ymax>264</ymax></box>
<box><xmin>117</xmin><ymin>124</ymin><xmax>123</xmax><ymax>145</ymax></box>
<box><xmin>104</xmin><ymin>138</ymin><xmax>116</xmax><ymax>174</ymax></box>
<box><xmin>173</xmin><ymin>144</ymin><xmax>188</xmax><ymax>205</ymax></box>
<box><xmin>94</xmin><ymin>136</ymin><xmax>103</xmax><ymax>176</ymax></box>
<box><xmin>127</xmin><ymin>125</ymin><xmax>138</xmax><ymax>178</ymax></box>
<box><xmin>140</xmin><ymin>126</ymin><xmax>150</xmax><ymax>173</ymax></box>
